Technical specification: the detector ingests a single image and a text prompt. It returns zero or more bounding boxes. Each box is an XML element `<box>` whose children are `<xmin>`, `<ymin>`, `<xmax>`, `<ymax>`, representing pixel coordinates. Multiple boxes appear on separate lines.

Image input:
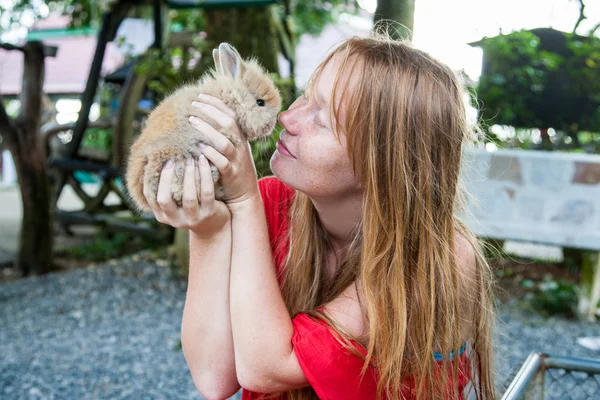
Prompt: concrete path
<box><xmin>0</xmin><ymin>185</ymin><xmax>21</xmax><ymax>264</ymax></box>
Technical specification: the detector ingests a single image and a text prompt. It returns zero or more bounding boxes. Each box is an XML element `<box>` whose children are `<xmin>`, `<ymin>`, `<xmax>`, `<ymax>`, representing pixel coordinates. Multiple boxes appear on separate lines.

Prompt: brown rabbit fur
<box><xmin>126</xmin><ymin>43</ymin><xmax>281</xmax><ymax>213</ymax></box>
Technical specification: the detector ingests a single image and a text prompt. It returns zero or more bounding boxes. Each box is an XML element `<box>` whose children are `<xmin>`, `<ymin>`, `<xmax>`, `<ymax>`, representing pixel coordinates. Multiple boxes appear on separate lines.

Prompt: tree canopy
<box><xmin>475</xmin><ymin>28</ymin><xmax>600</xmax><ymax>133</ymax></box>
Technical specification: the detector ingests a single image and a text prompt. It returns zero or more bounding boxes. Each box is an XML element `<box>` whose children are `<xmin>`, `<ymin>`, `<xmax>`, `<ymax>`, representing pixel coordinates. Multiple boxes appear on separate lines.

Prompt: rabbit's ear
<box><xmin>212</xmin><ymin>48</ymin><xmax>224</xmax><ymax>75</ymax></box>
<box><xmin>218</xmin><ymin>43</ymin><xmax>243</xmax><ymax>79</ymax></box>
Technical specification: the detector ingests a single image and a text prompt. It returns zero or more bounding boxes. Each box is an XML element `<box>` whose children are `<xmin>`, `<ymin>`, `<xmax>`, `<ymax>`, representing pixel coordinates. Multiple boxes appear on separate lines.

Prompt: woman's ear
<box><xmin>217</xmin><ymin>43</ymin><xmax>243</xmax><ymax>79</ymax></box>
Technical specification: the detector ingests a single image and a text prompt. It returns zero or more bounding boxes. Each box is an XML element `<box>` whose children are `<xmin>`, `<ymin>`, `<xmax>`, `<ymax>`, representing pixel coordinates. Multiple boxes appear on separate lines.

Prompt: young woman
<box><xmin>145</xmin><ymin>35</ymin><xmax>496</xmax><ymax>399</ymax></box>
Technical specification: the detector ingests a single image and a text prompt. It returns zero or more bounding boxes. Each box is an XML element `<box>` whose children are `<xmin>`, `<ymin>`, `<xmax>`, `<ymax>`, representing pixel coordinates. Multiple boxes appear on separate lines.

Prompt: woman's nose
<box><xmin>278</xmin><ymin>108</ymin><xmax>293</xmax><ymax>132</ymax></box>
<box><xmin>278</xmin><ymin>96</ymin><xmax>309</xmax><ymax>135</ymax></box>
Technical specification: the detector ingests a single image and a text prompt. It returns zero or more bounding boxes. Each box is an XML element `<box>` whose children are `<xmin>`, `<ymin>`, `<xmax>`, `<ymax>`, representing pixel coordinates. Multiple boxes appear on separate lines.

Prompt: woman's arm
<box><xmin>143</xmin><ymin>153</ymin><xmax>239</xmax><ymax>399</ymax></box>
<box><xmin>181</xmin><ymin>226</ymin><xmax>241</xmax><ymax>399</ymax></box>
<box><xmin>228</xmin><ymin>197</ymin><xmax>309</xmax><ymax>393</ymax></box>
<box><xmin>187</xmin><ymin>94</ymin><xmax>309</xmax><ymax>393</ymax></box>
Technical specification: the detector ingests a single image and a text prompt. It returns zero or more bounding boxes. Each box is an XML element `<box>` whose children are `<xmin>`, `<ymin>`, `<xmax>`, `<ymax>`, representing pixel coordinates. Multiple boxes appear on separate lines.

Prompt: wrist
<box><xmin>190</xmin><ymin>221</ymin><xmax>231</xmax><ymax>242</ymax></box>
<box><xmin>227</xmin><ymin>191</ymin><xmax>262</xmax><ymax>216</ymax></box>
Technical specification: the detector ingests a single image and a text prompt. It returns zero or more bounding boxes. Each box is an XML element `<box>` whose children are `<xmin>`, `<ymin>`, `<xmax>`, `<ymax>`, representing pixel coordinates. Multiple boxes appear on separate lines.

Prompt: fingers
<box><xmin>195</xmin><ymin>94</ymin><xmax>236</xmax><ymax>118</ymax></box>
<box><xmin>156</xmin><ymin>159</ymin><xmax>178</xmax><ymax>217</ymax></box>
<box><xmin>182</xmin><ymin>158</ymin><xmax>199</xmax><ymax>217</ymax></box>
<box><xmin>198</xmin><ymin>154</ymin><xmax>215</xmax><ymax>209</ymax></box>
<box><xmin>143</xmin><ymin>161</ymin><xmax>166</xmax><ymax>222</ymax></box>
<box><xmin>190</xmin><ymin>94</ymin><xmax>241</xmax><ymax>142</ymax></box>
<box><xmin>188</xmin><ymin>116</ymin><xmax>237</xmax><ymax>160</ymax></box>
<box><xmin>199</xmin><ymin>143</ymin><xmax>232</xmax><ymax>178</ymax></box>
<box><xmin>190</xmin><ymin>101</ymin><xmax>234</xmax><ymax>131</ymax></box>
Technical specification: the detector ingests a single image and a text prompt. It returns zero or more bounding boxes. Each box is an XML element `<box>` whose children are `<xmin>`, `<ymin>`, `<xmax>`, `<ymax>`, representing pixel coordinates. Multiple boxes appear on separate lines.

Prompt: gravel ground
<box><xmin>493</xmin><ymin>299</ymin><xmax>600</xmax><ymax>394</ymax></box>
<box><xmin>1</xmin><ymin>254</ymin><xmax>599</xmax><ymax>400</ymax></box>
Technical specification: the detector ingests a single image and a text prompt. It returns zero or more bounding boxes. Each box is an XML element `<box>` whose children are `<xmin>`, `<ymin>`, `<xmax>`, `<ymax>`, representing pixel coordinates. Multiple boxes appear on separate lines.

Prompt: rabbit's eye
<box><xmin>257</xmin><ymin>99</ymin><xmax>265</xmax><ymax>107</ymax></box>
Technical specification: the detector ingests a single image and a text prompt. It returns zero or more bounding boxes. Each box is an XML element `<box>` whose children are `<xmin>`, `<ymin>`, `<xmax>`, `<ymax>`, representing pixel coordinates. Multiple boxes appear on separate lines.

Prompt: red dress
<box><xmin>242</xmin><ymin>176</ymin><xmax>472</xmax><ymax>400</ymax></box>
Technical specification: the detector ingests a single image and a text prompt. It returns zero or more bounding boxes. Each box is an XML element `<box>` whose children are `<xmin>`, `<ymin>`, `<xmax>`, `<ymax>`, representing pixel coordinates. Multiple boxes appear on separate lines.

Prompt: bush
<box><xmin>529</xmin><ymin>277</ymin><xmax>579</xmax><ymax>317</ymax></box>
<box><xmin>64</xmin><ymin>232</ymin><xmax>163</xmax><ymax>262</ymax></box>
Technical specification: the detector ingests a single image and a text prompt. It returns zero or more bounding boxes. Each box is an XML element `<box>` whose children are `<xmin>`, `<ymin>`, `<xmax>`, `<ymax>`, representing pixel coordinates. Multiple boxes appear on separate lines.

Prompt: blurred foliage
<box><xmin>65</xmin><ymin>231</ymin><xmax>131</xmax><ymax>261</ymax></box>
<box><xmin>82</xmin><ymin>126</ymin><xmax>112</xmax><ymax>150</ymax></box>
<box><xmin>62</xmin><ymin>231</ymin><xmax>163</xmax><ymax>261</ymax></box>
<box><xmin>476</xmin><ymin>29</ymin><xmax>600</xmax><ymax>152</ymax></box>
<box><xmin>290</xmin><ymin>0</ymin><xmax>358</xmax><ymax>36</ymax></box>
<box><xmin>564</xmin><ymin>35</ymin><xmax>600</xmax><ymax>129</ymax></box>
<box><xmin>518</xmin><ymin>277</ymin><xmax>579</xmax><ymax>318</ymax></box>
<box><xmin>134</xmin><ymin>40</ymin><xmax>211</xmax><ymax>97</ymax></box>
<box><xmin>532</xmin><ymin>278</ymin><xmax>579</xmax><ymax>318</ymax></box>
<box><xmin>484</xmin><ymin>125</ymin><xmax>600</xmax><ymax>153</ymax></box>
<box><xmin>0</xmin><ymin>0</ymin><xmax>359</xmax><ymax>36</ymax></box>
<box><xmin>477</xmin><ymin>31</ymin><xmax>564</xmax><ymax>128</ymax></box>
<box><xmin>0</xmin><ymin>0</ymin><xmax>107</xmax><ymax>31</ymax></box>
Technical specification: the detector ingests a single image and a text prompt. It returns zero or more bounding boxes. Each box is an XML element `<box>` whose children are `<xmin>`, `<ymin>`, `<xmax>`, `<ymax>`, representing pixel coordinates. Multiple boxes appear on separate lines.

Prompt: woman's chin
<box><xmin>270</xmin><ymin>150</ymin><xmax>285</xmax><ymax>173</ymax></box>
<box><xmin>270</xmin><ymin>153</ymin><xmax>294</xmax><ymax>187</ymax></box>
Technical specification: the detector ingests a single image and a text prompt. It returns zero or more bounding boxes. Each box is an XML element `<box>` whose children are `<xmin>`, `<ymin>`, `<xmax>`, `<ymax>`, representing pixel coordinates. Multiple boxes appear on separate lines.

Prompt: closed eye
<box><xmin>315</xmin><ymin>114</ymin><xmax>327</xmax><ymax>128</ymax></box>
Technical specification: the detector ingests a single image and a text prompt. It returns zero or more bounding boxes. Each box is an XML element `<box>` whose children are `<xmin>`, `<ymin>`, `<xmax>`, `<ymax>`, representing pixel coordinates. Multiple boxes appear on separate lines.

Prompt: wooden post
<box><xmin>578</xmin><ymin>252</ymin><xmax>600</xmax><ymax>320</ymax></box>
<box><xmin>587</xmin><ymin>253</ymin><xmax>600</xmax><ymax>320</ymax></box>
<box><xmin>0</xmin><ymin>41</ymin><xmax>55</xmax><ymax>275</ymax></box>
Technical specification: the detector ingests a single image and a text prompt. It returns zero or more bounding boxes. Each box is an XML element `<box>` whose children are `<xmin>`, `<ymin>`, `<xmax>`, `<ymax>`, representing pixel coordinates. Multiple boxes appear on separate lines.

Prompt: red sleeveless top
<box><xmin>242</xmin><ymin>176</ymin><xmax>473</xmax><ymax>400</ymax></box>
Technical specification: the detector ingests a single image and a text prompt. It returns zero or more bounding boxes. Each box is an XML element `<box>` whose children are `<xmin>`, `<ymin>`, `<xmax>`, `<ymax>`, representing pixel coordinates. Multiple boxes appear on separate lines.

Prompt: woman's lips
<box><xmin>276</xmin><ymin>139</ymin><xmax>296</xmax><ymax>158</ymax></box>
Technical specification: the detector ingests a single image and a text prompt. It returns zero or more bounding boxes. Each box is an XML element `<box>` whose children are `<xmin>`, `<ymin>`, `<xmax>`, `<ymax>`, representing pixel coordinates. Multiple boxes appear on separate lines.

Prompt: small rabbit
<box><xmin>126</xmin><ymin>43</ymin><xmax>282</xmax><ymax>213</ymax></box>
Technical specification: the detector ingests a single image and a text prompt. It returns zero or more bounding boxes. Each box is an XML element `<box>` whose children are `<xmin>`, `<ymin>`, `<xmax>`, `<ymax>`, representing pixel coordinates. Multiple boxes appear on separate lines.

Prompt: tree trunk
<box><xmin>0</xmin><ymin>41</ymin><xmax>53</xmax><ymax>276</ymax></box>
<box><xmin>202</xmin><ymin>6</ymin><xmax>280</xmax><ymax>74</ymax></box>
<box><xmin>13</xmin><ymin>134</ymin><xmax>53</xmax><ymax>276</ymax></box>
<box><xmin>373</xmin><ymin>0</ymin><xmax>415</xmax><ymax>41</ymax></box>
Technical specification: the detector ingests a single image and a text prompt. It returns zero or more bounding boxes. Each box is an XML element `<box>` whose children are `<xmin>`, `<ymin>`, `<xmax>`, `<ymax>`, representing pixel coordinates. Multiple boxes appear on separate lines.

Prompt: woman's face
<box><xmin>270</xmin><ymin>56</ymin><xmax>361</xmax><ymax>198</ymax></box>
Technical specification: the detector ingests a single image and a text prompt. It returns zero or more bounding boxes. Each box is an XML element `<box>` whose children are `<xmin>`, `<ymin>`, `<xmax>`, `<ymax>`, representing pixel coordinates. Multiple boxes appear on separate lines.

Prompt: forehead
<box><xmin>311</xmin><ymin>54</ymin><xmax>358</xmax><ymax>105</ymax></box>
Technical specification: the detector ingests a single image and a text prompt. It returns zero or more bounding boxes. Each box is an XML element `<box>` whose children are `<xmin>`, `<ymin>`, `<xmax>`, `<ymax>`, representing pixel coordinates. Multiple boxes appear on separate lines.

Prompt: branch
<box><xmin>590</xmin><ymin>21</ymin><xmax>600</xmax><ymax>36</ymax></box>
<box><xmin>0</xmin><ymin>41</ymin><xmax>57</xmax><ymax>56</ymax></box>
<box><xmin>0</xmin><ymin>42</ymin><xmax>24</xmax><ymax>52</ymax></box>
<box><xmin>573</xmin><ymin>0</ymin><xmax>586</xmax><ymax>34</ymax></box>
<box><xmin>281</xmin><ymin>0</ymin><xmax>291</xmax><ymax>17</ymax></box>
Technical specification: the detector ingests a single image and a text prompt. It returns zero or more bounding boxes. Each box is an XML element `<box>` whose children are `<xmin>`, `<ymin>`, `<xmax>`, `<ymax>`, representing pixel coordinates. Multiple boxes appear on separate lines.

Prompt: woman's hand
<box><xmin>144</xmin><ymin>153</ymin><xmax>230</xmax><ymax>238</ymax></box>
<box><xmin>188</xmin><ymin>94</ymin><xmax>260</xmax><ymax>207</ymax></box>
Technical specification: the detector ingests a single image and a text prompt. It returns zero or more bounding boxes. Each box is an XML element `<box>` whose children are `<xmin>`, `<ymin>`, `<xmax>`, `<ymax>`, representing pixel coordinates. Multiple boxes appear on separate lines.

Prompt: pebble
<box><xmin>1</xmin><ymin>256</ymin><xmax>598</xmax><ymax>399</ymax></box>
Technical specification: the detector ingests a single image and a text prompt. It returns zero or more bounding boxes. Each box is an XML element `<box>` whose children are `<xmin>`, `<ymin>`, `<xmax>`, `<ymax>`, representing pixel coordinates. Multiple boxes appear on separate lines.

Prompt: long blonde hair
<box><xmin>276</xmin><ymin>35</ymin><xmax>496</xmax><ymax>400</ymax></box>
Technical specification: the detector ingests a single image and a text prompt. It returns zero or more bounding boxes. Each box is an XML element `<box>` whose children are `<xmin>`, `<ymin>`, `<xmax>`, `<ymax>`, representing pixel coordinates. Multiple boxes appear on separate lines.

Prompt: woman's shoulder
<box><xmin>322</xmin><ymin>282</ymin><xmax>369</xmax><ymax>348</ymax></box>
<box><xmin>454</xmin><ymin>232</ymin><xmax>477</xmax><ymax>279</ymax></box>
<box><xmin>454</xmin><ymin>232</ymin><xmax>480</xmax><ymax>287</ymax></box>
<box><xmin>453</xmin><ymin>231</ymin><xmax>479</xmax><ymax>344</ymax></box>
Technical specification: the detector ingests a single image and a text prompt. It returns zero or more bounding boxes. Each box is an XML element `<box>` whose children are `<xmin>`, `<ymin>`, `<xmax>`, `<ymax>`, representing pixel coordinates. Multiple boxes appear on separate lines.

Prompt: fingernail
<box><xmin>200</xmin><ymin>154</ymin><xmax>207</xmax><ymax>165</ymax></box>
<box><xmin>191</xmin><ymin>101</ymin><xmax>202</xmax><ymax>109</ymax></box>
<box><xmin>189</xmin><ymin>115</ymin><xmax>201</xmax><ymax>125</ymax></box>
<box><xmin>186</xmin><ymin>158</ymin><xmax>192</xmax><ymax>166</ymax></box>
<box><xmin>198</xmin><ymin>94</ymin><xmax>207</xmax><ymax>100</ymax></box>
<box><xmin>165</xmin><ymin>159</ymin><xmax>174</xmax><ymax>169</ymax></box>
<box><xmin>199</xmin><ymin>143</ymin><xmax>205</xmax><ymax>149</ymax></box>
